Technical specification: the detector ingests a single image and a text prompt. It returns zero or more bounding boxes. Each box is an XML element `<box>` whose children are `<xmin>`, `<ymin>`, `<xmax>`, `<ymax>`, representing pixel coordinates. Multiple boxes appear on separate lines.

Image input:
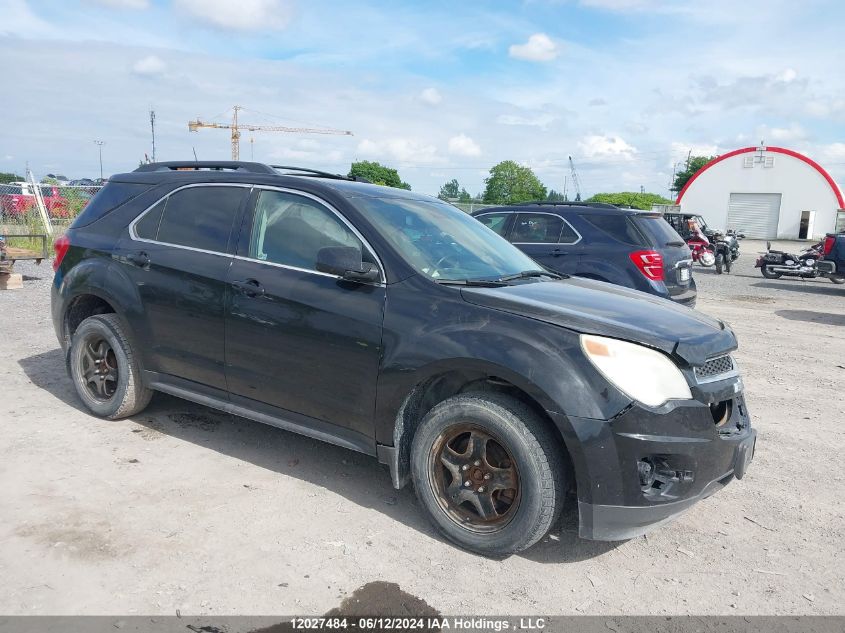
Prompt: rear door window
<box><xmin>476</xmin><ymin>212</ymin><xmax>512</xmax><ymax>237</ymax></box>
<box><xmin>580</xmin><ymin>213</ymin><xmax>648</xmax><ymax>247</ymax></box>
<box><xmin>512</xmin><ymin>213</ymin><xmax>563</xmax><ymax>243</ymax></box>
<box><xmin>156</xmin><ymin>186</ymin><xmax>246</xmax><ymax>253</ymax></box>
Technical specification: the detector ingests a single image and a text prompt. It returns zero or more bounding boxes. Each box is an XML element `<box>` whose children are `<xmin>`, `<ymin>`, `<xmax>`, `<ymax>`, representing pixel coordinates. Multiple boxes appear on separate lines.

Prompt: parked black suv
<box><xmin>473</xmin><ymin>203</ymin><xmax>697</xmax><ymax>307</ymax></box>
<box><xmin>52</xmin><ymin>162</ymin><xmax>755</xmax><ymax>555</ymax></box>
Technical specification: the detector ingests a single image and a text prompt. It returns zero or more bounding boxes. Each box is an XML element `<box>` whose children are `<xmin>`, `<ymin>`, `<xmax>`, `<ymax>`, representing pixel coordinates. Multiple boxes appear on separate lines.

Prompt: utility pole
<box><xmin>93</xmin><ymin>140</ymin><xmax>105</xmax><ymax>180</ymax></box>
<box><xmin>640</xmin><ymin>185</ymin><xmax>645</xmax><ymax>194</ymax></box>
<box><xmin>150</xmin><ymin>109</ymin><xmax>157</xmax><ymax>163</ymax></box>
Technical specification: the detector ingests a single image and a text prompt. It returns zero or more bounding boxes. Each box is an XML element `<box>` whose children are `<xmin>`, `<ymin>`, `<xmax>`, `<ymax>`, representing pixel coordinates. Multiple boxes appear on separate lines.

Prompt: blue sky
<box><xmin>2</xmin><ymin>0</ymin><xmax>845</xmax><ymax>197</ymax></box>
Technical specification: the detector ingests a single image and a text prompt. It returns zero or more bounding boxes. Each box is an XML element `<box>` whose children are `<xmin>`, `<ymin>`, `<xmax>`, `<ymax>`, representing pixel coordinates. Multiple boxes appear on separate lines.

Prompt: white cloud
<box><xmin>174</xmin><ymin>0</ymin><xmax>294</xmax><ymax>31</ymax></box>
<box><xmin>757</xmin><ymin>123</ymin><xmax>806</xmax><ymax>143</ymax></box>
<box><xmin>86</xmin><ymin>0</ymin><xmax>150</xmax><ymax>8</ymax></box>
<box><xmin>669</xmin><ymin>141</ymin><xmax>720</xmax><ymax>159</ymax></box>
<box><xmin>132</xmin><ymin>55</ymin><xmax>166</xmax><ymax>76</ymax></box>
<box><xmin>357</xmin><ymin>138</ymin><xmax>440</xmax><ymax>164</ymax></box>
<box><xmin>508</xmin><ymin>33</ymin><xmax>560</xmax><ymax>62</ymax></box>
<box><xmin>578</xmin><ymin>135</ymin><xmax>638</xmax><ymax>160</ymax></box>
<box><xmin>447</xmin><ymin>134</ymin><xmax>481</xmax><ymax>157</ymax></box>
<box><xmin>0</xmin><ymin>0</ymin><xmax>55</xmax><ymax>36</ymax></box>
<box><xmin>776</xmin><ymin>68</ymin><xmax>798</xmax><ymax>83</ymax></box>
<box><xmin>419</xmin><ymin>87</ymin><xmax>442</xmax><ymax>106</ymax></box>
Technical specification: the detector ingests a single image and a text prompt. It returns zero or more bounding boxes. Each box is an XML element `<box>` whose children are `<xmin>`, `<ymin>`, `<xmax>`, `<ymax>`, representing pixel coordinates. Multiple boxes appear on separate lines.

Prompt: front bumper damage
<box><xmin>551</xmin><ymin>373</ymin><xmax>756</xmax><ymax>541</ymax></box>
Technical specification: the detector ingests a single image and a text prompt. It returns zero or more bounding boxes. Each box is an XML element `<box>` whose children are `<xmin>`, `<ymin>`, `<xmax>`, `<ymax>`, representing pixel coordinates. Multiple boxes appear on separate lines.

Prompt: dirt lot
<box><xmin>1</xmin><ymin>240</ymin><xmax>843</xmax><ymax>616</ymax></box>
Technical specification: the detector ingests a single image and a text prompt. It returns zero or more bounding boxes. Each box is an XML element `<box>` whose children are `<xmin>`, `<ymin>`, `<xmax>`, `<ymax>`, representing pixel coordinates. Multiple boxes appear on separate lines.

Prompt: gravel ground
<box><xmin>0</xmin><ymin>240</ymin><xmax>843</xmax><ymax>616</ymax></box>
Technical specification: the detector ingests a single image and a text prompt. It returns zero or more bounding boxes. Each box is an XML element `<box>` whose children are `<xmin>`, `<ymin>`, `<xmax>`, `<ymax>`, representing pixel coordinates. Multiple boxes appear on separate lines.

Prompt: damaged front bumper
<box><xmin>551</xmin><ymin>374</ymin><xmax>756</xmax><ymax>541</ymax></box>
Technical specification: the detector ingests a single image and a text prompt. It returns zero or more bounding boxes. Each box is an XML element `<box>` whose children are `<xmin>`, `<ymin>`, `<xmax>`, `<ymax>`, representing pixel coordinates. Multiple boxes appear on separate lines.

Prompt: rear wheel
<box><xmin>69</xmin><ymin>314</ymin><xmax>152</xmax><ymax>419</ymax></box>
<box><xmin>830</xmin><ymin>275</ymin><xmax>845</xmax><ymax>285</ymax></box>
<box><xmin>761</xmin><ymin>266</ymin><xmax>782</xmax><ymax>279</ymax></box>
<box><xmin>715</xmin><ymin>253</ymin><xmax>724</xmax><ymax>274</ymax></box>
<box><xmin>411</xmin><ymin>393</ymin><xmax>565</xmax><ymax>556</ymax></box>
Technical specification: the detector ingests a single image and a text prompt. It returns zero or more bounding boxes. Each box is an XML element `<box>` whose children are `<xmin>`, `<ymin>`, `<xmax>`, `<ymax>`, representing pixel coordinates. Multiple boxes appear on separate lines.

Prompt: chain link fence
<box><xmin>0</xmin><ymin>180</ymin><xmax>102</xmax><ymax>265</ymax></box>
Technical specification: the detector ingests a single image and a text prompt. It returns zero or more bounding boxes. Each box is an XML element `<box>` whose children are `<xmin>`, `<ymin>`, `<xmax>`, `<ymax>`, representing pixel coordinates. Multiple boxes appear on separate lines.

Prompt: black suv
<box><xmin>52</xmin><ymin>162</ymin><xmax>755</xmax><ymax>555</ymax></box>
<box><xmin>473</xmin><ymin>203</ymin><xmax>697</xmax><ymax>307</ymax></box>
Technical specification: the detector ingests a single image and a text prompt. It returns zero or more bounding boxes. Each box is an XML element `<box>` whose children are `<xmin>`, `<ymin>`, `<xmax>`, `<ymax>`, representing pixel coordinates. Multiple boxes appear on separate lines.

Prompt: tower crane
<box><xmin>568</xmin><ymin>155</ymin><xmax>582</xmax><ymax>202</ymax></box>
<box><xmin>188</xmin><ymin>105</ymin><xmax>353</xmax><ymax>160</ymax></box>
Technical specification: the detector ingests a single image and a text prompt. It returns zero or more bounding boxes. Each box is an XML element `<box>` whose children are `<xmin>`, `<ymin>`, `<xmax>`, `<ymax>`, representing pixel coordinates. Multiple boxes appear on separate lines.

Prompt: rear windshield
<box><xmin>632</xmin><ymin>215</ymin><xmax>686</xmax><ymax>247</ymax></box>
<box><xmin>70</xmin><ymin>182</ymin><xmax>152</xmax><ymax>228</ymax></box>
<box><xmin>580</xmin><ymin>213</ymin><xmax>648</xmax><ymax>247</ymax></box>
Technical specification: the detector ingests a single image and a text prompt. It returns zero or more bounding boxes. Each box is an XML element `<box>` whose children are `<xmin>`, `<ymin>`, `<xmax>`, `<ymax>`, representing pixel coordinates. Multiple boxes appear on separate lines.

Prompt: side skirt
<box><xmin>144</xmin><ymin>371</ymin><xmax>379</xmax><ymax>457</ymax></box>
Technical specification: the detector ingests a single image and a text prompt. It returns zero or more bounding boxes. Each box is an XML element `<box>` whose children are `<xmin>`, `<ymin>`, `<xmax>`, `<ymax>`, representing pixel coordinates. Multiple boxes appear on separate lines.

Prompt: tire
<box><xmin>715</xmin><ymin>253</ymin><xmax>724</xmax><ymax>274</ymax></box>
<box><xmin>761</xmin><ymin>266</ymin><xmax>782</xmax><ymax>279</ymax></box>
<box><xmin>830</xmin><ymin>275</ymin><xmax>845</xmax><ymax>285</ymax></box>
<box><xmin>410</xmin><ymin>393</ymin><xmax>566</xmax><ymax>556</ymax></box>
<box><xmin>724</xmin><ymin>253</ymin><xmax>732</xmax><ymax>273</ymax></box>
<box><xmin>68</xmin><ymin>314</ymin><xmax>152</xmax><ymax>419</ymax></box>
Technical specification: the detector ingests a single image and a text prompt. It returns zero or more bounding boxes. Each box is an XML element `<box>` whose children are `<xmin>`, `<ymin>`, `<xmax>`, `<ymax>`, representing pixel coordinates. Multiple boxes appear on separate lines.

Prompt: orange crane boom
<box><xmin>188</xmin><ymin>105</ymin><xmax>353</xmax><ymax>160</ymax></box>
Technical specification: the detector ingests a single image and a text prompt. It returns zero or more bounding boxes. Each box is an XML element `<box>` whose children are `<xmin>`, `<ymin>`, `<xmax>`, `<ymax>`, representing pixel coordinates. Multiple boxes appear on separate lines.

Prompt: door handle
<box><xmin>231</xmin><ymin>279</ymin><xmax>265</xmax><ymax>298</ymax></box>
<box><xmin>126</xmin><ymin>251</ymin><xmax>150</xmax><ymax>267</ymax></box>
<box><xmin>551</xmin><ymin>249</ymin><xmax>566</xmax><ymax>257</ymax></box>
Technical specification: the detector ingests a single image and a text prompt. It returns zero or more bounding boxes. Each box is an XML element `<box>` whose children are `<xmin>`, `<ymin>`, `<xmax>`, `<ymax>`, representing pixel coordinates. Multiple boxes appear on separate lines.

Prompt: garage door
<box><xmin>727</xmin><ymin>193</ymin><xmax>782</xmax><ymax>239</ymax></box>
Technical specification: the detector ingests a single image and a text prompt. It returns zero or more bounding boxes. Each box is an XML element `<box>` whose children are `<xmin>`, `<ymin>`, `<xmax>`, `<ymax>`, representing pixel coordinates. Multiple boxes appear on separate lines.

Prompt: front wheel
<box><xmin>830</xmin><ymin>275</ymin><xmax>845</xmax><ymax>285</ymax></box>
<box><xmin>69</xmin><ymin>314</ymin><xmax>152</xmax><ymax>419</ymax></box>
<box><xmin>411</xmin><ymin>393</ymin><xmax>566</xmax><ymax>556</ymax></box>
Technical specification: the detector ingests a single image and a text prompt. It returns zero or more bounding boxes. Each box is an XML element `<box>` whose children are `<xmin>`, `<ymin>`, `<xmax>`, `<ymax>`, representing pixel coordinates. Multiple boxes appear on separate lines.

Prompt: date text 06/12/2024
<box><xmin>290</xmin><ymin>617</ymin><xmax>547</xmax><ymax>631</ymax></box>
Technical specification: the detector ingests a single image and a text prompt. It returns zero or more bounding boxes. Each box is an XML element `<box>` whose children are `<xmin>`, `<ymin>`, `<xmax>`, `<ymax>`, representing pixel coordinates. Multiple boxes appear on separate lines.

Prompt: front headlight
<box><xmin>580</xmin><ymin>334</ymin><xmax>692</xmax><ymax>407</ymax></box>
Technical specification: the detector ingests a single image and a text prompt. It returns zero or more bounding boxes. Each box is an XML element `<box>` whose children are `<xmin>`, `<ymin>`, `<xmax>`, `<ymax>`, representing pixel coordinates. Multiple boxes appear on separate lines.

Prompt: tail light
<box><xmin>629</xmin><ymin>250</ymin><xmax>665</xmax><ymax>281</ymax></box>
<box><xmin>822</xmin><ymin>235</ymin><xmax>835</xmax><ymax>257</ymax></box>
<box><xmin>53</xmin><ymin>235</ymin><xmax>70</xmax><ymax>272</ymax></box>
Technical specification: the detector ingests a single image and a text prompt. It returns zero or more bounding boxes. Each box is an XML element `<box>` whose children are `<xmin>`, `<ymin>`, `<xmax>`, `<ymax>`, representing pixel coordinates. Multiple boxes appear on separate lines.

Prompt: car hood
<box><xmin>460</xmin><ymin>277</ymin><xmax>736</xmax><ymax>366</ymax></box>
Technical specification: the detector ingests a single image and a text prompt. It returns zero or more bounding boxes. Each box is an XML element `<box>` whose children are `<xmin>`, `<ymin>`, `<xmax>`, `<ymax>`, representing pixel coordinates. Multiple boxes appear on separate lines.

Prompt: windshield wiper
<box><xmin>434</xmin><ymin>278</ymin><xmax>509</xmax><ymax>287</ymax></box>
<box><xmin>497</xmin><ymin>269</ymin><xmax>564</xmax><ymax>282</ymax></box>
<box><xmin>666</xmin><ymin>240</ymin><xmax>686</xmax><ymax>247</ymax></box>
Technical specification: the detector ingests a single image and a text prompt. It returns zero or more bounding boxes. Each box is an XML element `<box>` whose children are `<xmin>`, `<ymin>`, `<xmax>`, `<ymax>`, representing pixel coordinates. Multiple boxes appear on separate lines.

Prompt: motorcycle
<box><xmin>710</xmin><ymin>230</ymin><xmax>735</xmax><ymax>274</ymax></box>
<box><xmin>724</xmin><ymin>229</ymin><xmax>744</xmax><ymax>263</ymax></box>
<box><xmin>687</xmin><ymin>234</ymin><xmax>715</xmax><ymax>268</ymax></box>
<box><xmin>755</xmin><ymin>241</ymin><xmax>845</xmax><ymax>284</ymax></box>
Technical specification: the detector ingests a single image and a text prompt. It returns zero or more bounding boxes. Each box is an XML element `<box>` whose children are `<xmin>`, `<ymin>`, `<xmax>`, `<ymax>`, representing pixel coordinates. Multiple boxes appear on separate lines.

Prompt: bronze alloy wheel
<box><xmin>78</xmin><ymin>335</ymin><xmax>119</xmax><ymax>401</ymax></box>
<box><xmin>428</xmin><ymin>423</ymin><xmax>521</xmax><ymax>533</ymax></box>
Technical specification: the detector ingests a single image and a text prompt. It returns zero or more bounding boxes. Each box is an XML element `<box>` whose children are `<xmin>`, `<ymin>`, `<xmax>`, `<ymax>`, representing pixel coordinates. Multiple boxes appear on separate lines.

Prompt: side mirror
<box><xmin>316</xmin><ymin>246</ymin><xmax>380</xmax><ymax>283</ymax></box>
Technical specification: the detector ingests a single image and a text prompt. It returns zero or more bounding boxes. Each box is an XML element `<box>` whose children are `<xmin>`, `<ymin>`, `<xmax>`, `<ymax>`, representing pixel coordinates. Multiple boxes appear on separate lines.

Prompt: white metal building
<box><xmin>676</xmin><ymin>145</ymin><xmax>845</xmax><ymax>239</ymax></box>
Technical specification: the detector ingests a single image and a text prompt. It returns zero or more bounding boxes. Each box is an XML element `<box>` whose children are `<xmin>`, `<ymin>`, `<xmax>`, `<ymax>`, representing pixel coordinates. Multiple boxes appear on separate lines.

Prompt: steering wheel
<box><xmin>431</xmin><ymin>254</ymin><xmax>461</xmax><ymax>278</ymax></box>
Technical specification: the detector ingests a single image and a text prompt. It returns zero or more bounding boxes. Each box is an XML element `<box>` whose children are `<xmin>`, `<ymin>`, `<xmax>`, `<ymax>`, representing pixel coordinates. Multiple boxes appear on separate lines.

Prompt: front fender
<box><xmin>373</xmin><ymin>276</ymin><xmax>630</xmax><ymax>446</ymax></box>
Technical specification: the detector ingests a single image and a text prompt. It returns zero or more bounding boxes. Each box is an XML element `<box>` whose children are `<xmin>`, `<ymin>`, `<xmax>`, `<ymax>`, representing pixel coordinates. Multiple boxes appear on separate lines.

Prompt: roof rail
<box><xmin>134</xmin><ymin>161</ymin><xmax>278</xmax><ymax>174</ymax></box>
<box><xmin>271</xmin><ymin>165</ymin><xmax>370</xmax><ymax>183</ymax></box>
<box><xmin>521</xmin><ymin>200</ymin><xmax>619</xmax><ymax>210</ymax></box>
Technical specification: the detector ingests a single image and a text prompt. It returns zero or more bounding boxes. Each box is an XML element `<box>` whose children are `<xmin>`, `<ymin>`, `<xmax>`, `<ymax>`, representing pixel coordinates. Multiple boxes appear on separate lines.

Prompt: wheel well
<box><xmin>64</xmin><ymin>294</ymin><xmax>116</xmax><ymax>341</ymax></box>
<box><xmin>390</xmin><ymin>370</ymin><xmax>575</xmax><ymax>492</ymax></box>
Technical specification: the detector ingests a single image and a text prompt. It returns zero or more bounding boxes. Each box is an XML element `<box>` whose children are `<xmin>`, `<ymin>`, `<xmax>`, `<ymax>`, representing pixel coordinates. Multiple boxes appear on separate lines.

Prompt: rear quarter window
<box><xmin>580</xmin><ymin>213</ymin><xmax>648</xmax><ymax>247</ymax></box>
<box><xmin>632</xmin><ymin>215</ymin><xmax>686</xmax><ymax>247</ymax></box>
<box><xmin>70</xmin><ymin>182</ymin><xmax>152</xmax><ymax>228</ymax></box>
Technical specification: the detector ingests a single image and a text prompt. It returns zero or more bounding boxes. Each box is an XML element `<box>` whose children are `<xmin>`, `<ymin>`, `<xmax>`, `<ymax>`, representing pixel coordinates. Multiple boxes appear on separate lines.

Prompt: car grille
<box><xmin>694</xmin><ymin>355</ymin><xmax>735</xmax><ymax>381</ymax></box>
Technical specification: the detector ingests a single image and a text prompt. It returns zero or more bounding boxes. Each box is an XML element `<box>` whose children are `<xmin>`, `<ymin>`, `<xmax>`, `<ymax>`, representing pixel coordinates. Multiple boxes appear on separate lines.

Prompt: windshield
<box><xmin>351</xmin><ymin>197</ymin><xmax>540</xmax><ymax>281</ymax></box>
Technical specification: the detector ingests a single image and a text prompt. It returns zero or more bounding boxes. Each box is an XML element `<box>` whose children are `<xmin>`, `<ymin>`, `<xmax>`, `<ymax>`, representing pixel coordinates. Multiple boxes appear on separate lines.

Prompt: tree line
<box><xmin>346</xmin><ymin>158</ymin><xmax>721</xmax><ymax>211</ymax></box>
